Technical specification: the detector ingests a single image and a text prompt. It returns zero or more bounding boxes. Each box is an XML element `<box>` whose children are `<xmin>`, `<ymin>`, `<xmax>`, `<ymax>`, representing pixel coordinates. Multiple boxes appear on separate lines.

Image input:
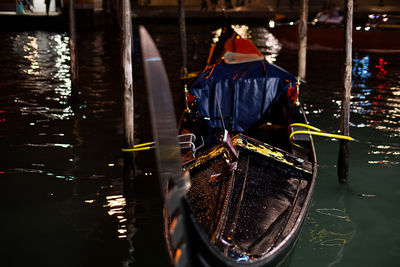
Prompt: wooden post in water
<box><xmin>338</xmin><ymin>0</ymin><xmax>353</xmax><ymax>183</ymax></box>
<box><xmin>120</xmin><ymin>0</ymin><xmax>135</xmax><ymax>180</ymax></box>
<box><xmin>298</xmin><ymin>0</ymin><xmax>308</xmax><ymax>80</ymax></box>
<box><xmin>178</xmin><ymin>0</ymin><xmax>188</xmax><ymax>76</ymax></box>
<box><xmin>69</xmin><ymin>0</ymin><xmax>78</xmax><ymax>91</ymax></box>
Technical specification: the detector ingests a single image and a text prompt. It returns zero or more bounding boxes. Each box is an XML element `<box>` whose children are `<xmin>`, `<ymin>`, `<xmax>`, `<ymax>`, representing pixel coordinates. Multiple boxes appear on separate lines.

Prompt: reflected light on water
<box><xmin>105</xmin><ymin>195</ymin><xmax>129</xmax><ymax>239</ymax></box>
<box><xmin>52</xmin><ymin>34</ymin><xmax>71</xmax><ymax>95</ymax></box>
<box><xmin>353</xmin><ymin>55</ymin><xmax>371</xmax><ymax>80</ymax></box>
<box><xmin>24</xmin><ymin>143</ymin><xmax>72</xmax><ymax>148</ymax></box>
<box><xmin>350</xmin><ymin>55</ymin><xmax>400</xmax><ymax>165</ymax></box>
<box><xmin>23</xmin><ymin>36</ymin><xmax>40</xmax><ymax>76</ymax></box>
<box><xmin>307</xmin><ymin>205</ymin><xmax>356</xmax><ymax>267</ymax></box>
<box><xmin>252</xmin><ymin>27</ymin><xmax>281</xmax><ymax>63</ymax></box>
<box><xmin>327</xmin><ymin>54</ymin><xmax>400</xmax><ymax>166</ymax></box>
<box><xmin>351</xmin><ymin>56</ymin><xmax>400</xmax><ymax>136</ymax></box>
<box><xmin>51</xmin><ymin>33</ymin><xmax>73</xmax><ymax>118</ymax></box>
<box><xmin>7</xmin><ymin>32</ymin><xmax>78</xmax><ymax>181</ymax></box>
<box><xmin>231</xmin><ymin>25</ymin><xmax>251</xmax><ymax>39</ymax></box>
<box><xmin>14</xmin><ymin>32</ymin><xmax>74</xmax><ymax>121</ymax></box>
<box><xmin>367</xmin><ymin>144</ymin><xmax>400</xmax><ymax>165</ymax></box>
<box><xmin>0</xmin><ymin>110</ymin><xmax>5</xmax><ymax>128</ymax></box>
<box><xmin>211</xmin><ymin>28</ymin><xmax>222</xmax><ymax>44</ymax></box>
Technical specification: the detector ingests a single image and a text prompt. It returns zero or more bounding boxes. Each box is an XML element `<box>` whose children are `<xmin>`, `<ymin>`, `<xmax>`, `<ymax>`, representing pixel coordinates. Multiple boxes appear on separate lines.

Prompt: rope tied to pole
<box><xmin>289</xmin><ymin>123</ymin><xmax>354</xmax><ymax>148</ymax></box>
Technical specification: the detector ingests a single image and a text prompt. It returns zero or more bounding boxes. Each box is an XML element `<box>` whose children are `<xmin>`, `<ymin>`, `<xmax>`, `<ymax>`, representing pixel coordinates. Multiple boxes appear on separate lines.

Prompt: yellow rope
<box><xmin>121</xmin><ymin>141</ymin><xmax>154</xmax><ymax>152</ymax></box>
<box><xmin>289</xmin><ymin>123</ymin><xmax>322</xmax><ymax>132</ymax></box>
<box><xmin>123</xmin><ymin>124</ymin><xmax>353</xmax><ymax>152</ymax></box>
<box><xmin>121</xmin><ymin>146</ymin><xmax>152</xmax><ymax>152</ymax></box>
<box><xmin>289</xmin><ymin>123</ymin><xmax>353</xmax><ymax>148</ymax></box>
<box><xmin>132</xmin><ymin>142</ymin><xmax>154</xmax><ymax>148</ymax></box>
<box><xmin>290</xmin><ymin>130</ymin><xmax>353</xmax><ymax>143</ymax></box>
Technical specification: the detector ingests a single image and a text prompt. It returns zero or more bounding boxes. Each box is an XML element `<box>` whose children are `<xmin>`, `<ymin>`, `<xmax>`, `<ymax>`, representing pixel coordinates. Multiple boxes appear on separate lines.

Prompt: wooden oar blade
<box><xmin>139</xmin><ymin>26</ymin><xmax>187</xmax><ymax>192</ymax></box>
<box><xmin>139</xmin><ymin>26</ymin><xmax>191</xmax><ymax>266</ymax></box>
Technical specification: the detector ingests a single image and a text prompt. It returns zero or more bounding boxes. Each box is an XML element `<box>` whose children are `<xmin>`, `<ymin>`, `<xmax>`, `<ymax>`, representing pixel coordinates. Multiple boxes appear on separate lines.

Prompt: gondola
<box><xmin>139</xmin><ymin>23</ymin><xmax>317</xmax><ymax>266</ymax></box>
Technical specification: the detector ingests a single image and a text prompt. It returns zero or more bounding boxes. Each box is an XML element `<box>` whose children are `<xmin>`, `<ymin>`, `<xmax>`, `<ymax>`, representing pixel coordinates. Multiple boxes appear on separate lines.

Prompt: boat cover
<box><xmin>189</xmin><ymin>61</ymin><xmax>297</xmax><ymax>132</ymax></box>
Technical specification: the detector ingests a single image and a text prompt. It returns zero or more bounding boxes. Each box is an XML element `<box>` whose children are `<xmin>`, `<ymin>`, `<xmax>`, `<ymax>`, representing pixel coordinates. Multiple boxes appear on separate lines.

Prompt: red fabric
<box><xmin>286</xmin><ymin>83</ymin><xmax>297</xmax><ymax>104</ymax></box>
<box><xmin>224</xmin><ymin>37</ymin><xmax>263</xmax><ymax>56</ymax></box>
<box><xmin>187</xmin><ymin>93</ymin><xmax>195</xmax><ymax>103</ymax></box>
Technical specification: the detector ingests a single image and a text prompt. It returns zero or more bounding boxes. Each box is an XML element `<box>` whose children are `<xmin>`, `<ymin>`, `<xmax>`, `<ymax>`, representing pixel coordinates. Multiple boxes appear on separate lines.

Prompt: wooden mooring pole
<box><xmin>120</xmin><ymin>0</ymin><xmax>135</xmax><ymax>180</ymax></box>
<box><xmin>298</xmin><ymin>0</ymin><xmax>308</xmax><ymax>80</ymax></box>
<box><xmin>69</xmin><ymin>0</ymin><xmax>78</xmax><ymax>91</ymax></box>
<box><xmin>178</xmin><ymin>0</ymin><xmax>188</xmax><ymax>76</ymax></box>
<box><xmin>338</xmin><ymin>0</ymin><xmax>353</xmax><ymax>183</ymax></box>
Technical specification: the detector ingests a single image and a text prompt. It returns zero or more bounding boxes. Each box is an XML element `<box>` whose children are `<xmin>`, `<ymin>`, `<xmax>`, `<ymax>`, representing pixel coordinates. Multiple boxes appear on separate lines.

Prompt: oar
<box><xmin>139</xmin><ymin>26</ymin><xmax>191</xmax><ymax>267</ymax></box>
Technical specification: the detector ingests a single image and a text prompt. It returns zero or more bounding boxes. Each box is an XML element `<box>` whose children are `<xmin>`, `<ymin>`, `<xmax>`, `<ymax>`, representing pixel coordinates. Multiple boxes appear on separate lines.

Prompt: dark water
<box><xmin>0</xmin><ymin>22</ymin><xmax>399</xmax><ymax>267</ymax></box>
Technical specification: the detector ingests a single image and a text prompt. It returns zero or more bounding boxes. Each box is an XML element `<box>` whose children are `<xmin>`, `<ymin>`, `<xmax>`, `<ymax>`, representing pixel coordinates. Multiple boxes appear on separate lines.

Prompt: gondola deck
<box><xmin>184</xmin><ymin>134</ymin><xmax>312</xmax><ymax>262</ymax></box>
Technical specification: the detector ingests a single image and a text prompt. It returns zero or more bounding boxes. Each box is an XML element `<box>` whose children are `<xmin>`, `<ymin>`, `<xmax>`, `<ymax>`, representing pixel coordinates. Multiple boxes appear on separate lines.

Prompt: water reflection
<box><xmin>104</xmin><ymin>194</ymin><xmax>129</xmax><ymax>239</ymax></box>
<box><xmin>0</xmin><ymin>27</ymin><xmax>132</xmax><ymax>266</ymax></box>
<box><xmin>272</xmin><ymin>35</ymin><xmax>400</xmax><ymax>265</ymax></box>
<box><xmin>349</xmin><ymin>54</ymin><xmax>400</xmax><ymax>165</ymax></box>
<box><xmin>0</xmin><ymin>110</ymin><xmax>5</xmax><ymax>129</ymax></box>
<box><xmin>305</xmin><ymin>205</ymin><xmax>356</xmax><ymax>267</ymax></box>
<box><xmin>310</xmin><ymin>208</ymin><xmax>354</xmax><ymax>247</ymax></box>
<box><xmin>367</xmin><ymin>144</ymin><xmax>400</xmax><ymax>165</ymax></box>
<box><xmin>251</xmin><ymin>26</ymin><xmax>281</xmax><ymax>63</ymax></box>
<box><xmin>22</xmin><ymin>35</ymin><xmax>40</xmax><ymax>76</ymax></box>
<box><xmin>353</xmin><ymin>55</ymin><xmax>371</xmax><ymax>80</ymax></box>
<box><xmin>1</xmin><ymin>31</ymin><xmax>77</xmax><ymax>180</ymax></box>
<box><xmin>352</xmin><ymin>55</ymin><xmax>400</xmax><ymax>133</ymax></box>
<box><xmin>13</xmin><ymin>32</ymin><xmax>73</xmax><ymax>121</ymax></box>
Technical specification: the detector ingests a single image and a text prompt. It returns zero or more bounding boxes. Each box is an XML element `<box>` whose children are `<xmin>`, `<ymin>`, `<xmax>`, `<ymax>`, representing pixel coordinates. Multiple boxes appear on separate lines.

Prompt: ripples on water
<box><xmin>350</xmin><ymin>54</ymin><xmax>400</xmax><ymax>166</ymax></box>
<box><xmin>297</xmin><ymin>52</ymin><xmax>400</xmax><ymax>167</ymax></box>
<box><xmin>0</xmin><ymin>30</ymin><xmax>134</xmax><ymax>266</ymax></box>
<box><xmin>281</xmin><ymin>42</ymin><xmax>400</xmax><ymax>267</ymax></box>
<box><xmin>1</xmin><ymin>32</ymin><xmax>73</xmax><ymax>174</ymax></box>
<box><xmin>0</xmin><ymin>23</ymin><xmax>399</xmax><ymax>267</ymax></box>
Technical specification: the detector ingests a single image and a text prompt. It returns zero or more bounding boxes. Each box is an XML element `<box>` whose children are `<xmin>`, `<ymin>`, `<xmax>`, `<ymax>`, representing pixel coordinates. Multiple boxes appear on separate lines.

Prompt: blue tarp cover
<box><xmin>189</xmin><ymin>61</ymin><xmax>297</xmax><ymax>132</ymax></box>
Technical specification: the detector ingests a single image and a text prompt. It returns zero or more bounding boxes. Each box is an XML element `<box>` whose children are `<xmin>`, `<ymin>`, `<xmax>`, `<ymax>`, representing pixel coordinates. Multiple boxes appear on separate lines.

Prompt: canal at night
<box><xmin>0</xmin><ymin>21</ymin><xmax>399</xmax><ymax>266</ymax></box>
